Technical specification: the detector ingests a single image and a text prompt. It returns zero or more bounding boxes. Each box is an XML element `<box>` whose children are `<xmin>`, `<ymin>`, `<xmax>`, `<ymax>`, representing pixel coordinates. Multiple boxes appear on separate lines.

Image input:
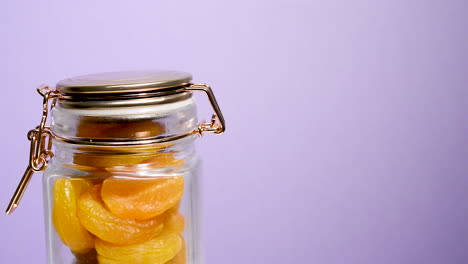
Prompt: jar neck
<box><xmin>50</xmin><ymin>97</ymin><xmax>198</xmax><ymax>144</ymax></box>
<box><xmin>49</xmin><ymin>136</ymin><xmax>197</xmax><ymax>176</ymax></box>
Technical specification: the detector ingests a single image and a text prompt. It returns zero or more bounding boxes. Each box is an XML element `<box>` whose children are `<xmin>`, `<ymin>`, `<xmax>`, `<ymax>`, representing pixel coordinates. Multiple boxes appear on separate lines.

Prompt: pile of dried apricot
<box><xmin>52</xmin><ymin>119</ymin><xmax>187</xmax><ymax>264</ymax></box>
<box><xmin>52</xmin><ymin>175</ymin><xmax>186</xmax><ymax>264</ymax></box>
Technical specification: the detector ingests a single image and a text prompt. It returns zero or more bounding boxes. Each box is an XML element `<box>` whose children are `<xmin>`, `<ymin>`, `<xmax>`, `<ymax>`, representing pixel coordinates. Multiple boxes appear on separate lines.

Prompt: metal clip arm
<box><xmin>5</xmin><ymin>86</ymin><xmax>56</xmax><ymax>215</ymax></box>
<box><xmin>187</xmin><ymin>84</ymin><xmax>226</xmax><ymax>135</ymax></box>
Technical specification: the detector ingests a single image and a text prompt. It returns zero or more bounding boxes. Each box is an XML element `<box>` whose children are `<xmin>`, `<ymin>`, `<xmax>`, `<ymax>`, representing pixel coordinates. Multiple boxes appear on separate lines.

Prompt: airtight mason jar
<box><xmin>6</xmin><ymin>71</ymin><xmax>225</xmax><ymax>264</ymax></box>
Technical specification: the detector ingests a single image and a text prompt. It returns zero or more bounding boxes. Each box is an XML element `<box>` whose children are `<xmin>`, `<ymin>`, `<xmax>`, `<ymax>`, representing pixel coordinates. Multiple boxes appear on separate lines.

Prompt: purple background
<box><xmin>1</xmin><ymin>0</ymin><xmax>467</xmax><ymax>263</ymax></box>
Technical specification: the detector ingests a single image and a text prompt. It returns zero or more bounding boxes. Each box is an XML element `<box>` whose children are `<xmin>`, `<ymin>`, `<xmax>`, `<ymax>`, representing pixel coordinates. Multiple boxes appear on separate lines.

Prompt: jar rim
<box><xmin>57</xmin><ymin>89</ymin><xmax>192</xmax><ymax>108</ymax></box>
<box><xmin>56</xmin><ymin>70</ymin><xmax>192</xmax><ymax>95</ymax></box>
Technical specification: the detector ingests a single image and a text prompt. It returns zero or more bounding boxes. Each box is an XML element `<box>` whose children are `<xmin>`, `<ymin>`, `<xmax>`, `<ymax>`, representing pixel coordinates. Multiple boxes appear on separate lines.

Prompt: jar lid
<box><xmin>57</xmin><ymin>70</ymin><xmax>192</xmax><ymax>94</ymax></box>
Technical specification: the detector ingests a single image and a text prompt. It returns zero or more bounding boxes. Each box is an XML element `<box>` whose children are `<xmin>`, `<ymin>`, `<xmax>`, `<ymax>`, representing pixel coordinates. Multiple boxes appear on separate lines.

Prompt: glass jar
<box><xmin>6</xmin><ymin>71</ymin><xmax>225</xmax><ymax>264</ymax></box>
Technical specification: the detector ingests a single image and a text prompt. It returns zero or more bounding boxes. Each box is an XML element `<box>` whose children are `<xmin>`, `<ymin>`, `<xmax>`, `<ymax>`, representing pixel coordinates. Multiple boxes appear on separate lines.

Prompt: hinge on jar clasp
<box><xmin>5</xmin><ymin>86</ymin><xmax>58</xmax><ymax>215</ymax></box>
<box><xmin>187</xmin><ymin>84</ymin><xmax>226</xmax><ymax>136</ymax></box>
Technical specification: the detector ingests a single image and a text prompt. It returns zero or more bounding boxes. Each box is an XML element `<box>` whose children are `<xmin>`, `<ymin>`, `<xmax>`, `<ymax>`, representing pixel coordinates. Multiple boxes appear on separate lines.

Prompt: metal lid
<box><xmin>57</xmin><ymin>70</ymin><xmax>192</xmax><ymax>94</ymax></box>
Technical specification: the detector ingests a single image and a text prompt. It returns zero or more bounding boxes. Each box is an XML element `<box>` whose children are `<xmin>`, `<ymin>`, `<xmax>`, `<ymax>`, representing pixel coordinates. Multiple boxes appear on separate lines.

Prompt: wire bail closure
<box><xmin>6</xmin><ymin>86</ymin><xmax>58</xmax><ymax>215</ymax></box>
<box><xmin>188</xmin><ymin>84</ymin><xmax>226</xmax><ymax>136</ymax></box>
<box><xmin>31</xmin><ymin>86</ymin><xmax>58</xmax><ymax>171</ymax></box>
<box><xmin>6</xmin><ymin>83</ymin><xmax>225</xmax><ymax>215</ymax></box>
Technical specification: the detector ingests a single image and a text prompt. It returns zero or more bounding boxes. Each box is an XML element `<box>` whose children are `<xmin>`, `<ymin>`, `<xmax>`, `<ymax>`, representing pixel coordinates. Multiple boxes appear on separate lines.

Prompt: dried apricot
<box><xmin>73</xmin><ymin>152</ymin><xmax>153</xmax><ymax>168</ymax></box>
<box><xmin>164</xmin><ymin>210</ymin><xmax>185</xmax><ymax>234</ymax></box>
<box><xmin>73</xmin><ymin>249</ymin><xmax>98</xmax><ymax>264</ymax></box>
<box><xmin>76</xmin><ymin>118</ymin><xmax>165</xmax><ymax>140</ymax></box>
<box><xmin>52</xmin><ymin>178</ymin><xmax>95</xmax><ymax>254</ymax></box>
<box><xmin>103</xmin><ymin>152</ymin><xmax>184</xmax><ymax>173</ymax></box>
<box><xmin>77</xmin><ymin>185</ymin><xmax>164</xmax><ymax>245</ymax></box>
<box><xmin>166</xmin><ymin>236</ymin><xmax>186</xmax><ymax>264</ymax></box>
<box><xmin>101</xmin><ymin>176</ymin><xmax>184</xmax><ymax>220</ymax></box>
<box><xmin>142</xmin><ymin>153</ymin><xmax>184</xmax><ymax>169</ymax></box>
<box><xmin>65</xmin><ymin>164</ymin><xmax>106</xmax><ymax>173</ymax></box>
<box><xmin>95</xmin><ymin>229</ymin><xmax>182</xmax><ymax>264</ymax></box>
<box><xmin>73</xmin><ymin>118</ymin><xmax>167</xmax><ymax>169</ymax></box>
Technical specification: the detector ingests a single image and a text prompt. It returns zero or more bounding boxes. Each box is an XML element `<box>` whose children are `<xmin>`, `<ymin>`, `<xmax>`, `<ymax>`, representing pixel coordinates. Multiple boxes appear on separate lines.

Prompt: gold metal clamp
<box><xmin>6</xmin><ymin>86</ymin><xmax>57</xmax><ymax>215</ymax></box>
<box><xmin>187</xmin><ymin>83</ymin><xmax>226</xmax><ymax>136</ymax></box>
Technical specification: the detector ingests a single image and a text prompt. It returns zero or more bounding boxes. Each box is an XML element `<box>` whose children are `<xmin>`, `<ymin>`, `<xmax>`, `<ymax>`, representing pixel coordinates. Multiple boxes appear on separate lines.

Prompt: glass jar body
<box><xmin>42</xmin><ymin>98</ymin><xmax>202</xmax><ymax>264</ymax></box>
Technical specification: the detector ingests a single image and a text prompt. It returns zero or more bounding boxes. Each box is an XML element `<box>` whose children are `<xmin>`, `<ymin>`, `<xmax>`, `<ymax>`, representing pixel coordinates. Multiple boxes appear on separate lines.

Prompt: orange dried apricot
<box><xmin>76</xmin><ymin>118</ymin><xmax>165</xmax><ymax>140</ymax></box>
<box><xmin>73</xmin><ymin>118</ymin><xmax>168</xmax><ymax>168</ymax></box>
<box><xmin>142</xmin><ymin>153</ymin><xmax>185</xmax><ymax>168</ymax></box>
<box><xmin>103</xmin><ymin>152</ymin><xmax>184</xmax><ymax>173</ymax></box>
<box><xmin>101</xmin><ymin>176</ymin><xmax>184</xmax><ymax>220</ymax></box>
<box><xmin>52</xmin><ymin>178</ymin><xmax>95</xmax><ymax>254</ymax></box>
<box><xmin>73</xmin><ymin>152</ymin><xmax>153</xmax><ymax>168</ymax></box>
<box><xmin>166</xmin><ymin>236</ymin><xmax>186</xmax><ymax>264</ymax></box>
<box><xmin>65</xmin><ymin>164</ymin><xmax>106</xmax><ymax>173</ymax></box>
<box><xmin>164</xmin><ymin>209</ymin><xmax>185</xmax><ymax>234</ymax></box>
<box><xmin>77</xmin><ymin>185</ymin><xmax>164</xmax><ymax>245</ymax></box>
<box><xmin>95</xmin><ymin>229</ymin><xmax>182</xmax><ymax>264</ymax></box>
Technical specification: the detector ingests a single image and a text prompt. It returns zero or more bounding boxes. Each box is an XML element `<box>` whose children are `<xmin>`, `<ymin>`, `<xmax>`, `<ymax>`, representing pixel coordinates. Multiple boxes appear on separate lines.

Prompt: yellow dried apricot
<box><xmin>52</xmin><ymin>178</ymin><xmax>95</xmax><ymax>254</ymax></box>
<box><xmin>77</xmin><ymin>185</ymin><xmax>164</xmax><ymax>245</ymax></box>
<box><xmin>95</xmin><ymin>229</ymin><xmax>182</xmax><ymax>264</ymax></box>
<box><xmin>166</xmin><ymin>236</ymin><xmax>186</xmax><ymax>264</ymax></box>
<box><xmin>101</xmin><ymin>176</ymin><xmax>184</xmax><ymax>220</ymax></box>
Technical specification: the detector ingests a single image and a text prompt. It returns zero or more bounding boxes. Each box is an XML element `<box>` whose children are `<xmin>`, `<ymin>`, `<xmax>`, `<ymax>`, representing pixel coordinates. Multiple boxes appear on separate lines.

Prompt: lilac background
<box><xmin>1</xmin><ymin>0</ymin><xmax>467</xmax><ymax>263</ymax></box>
